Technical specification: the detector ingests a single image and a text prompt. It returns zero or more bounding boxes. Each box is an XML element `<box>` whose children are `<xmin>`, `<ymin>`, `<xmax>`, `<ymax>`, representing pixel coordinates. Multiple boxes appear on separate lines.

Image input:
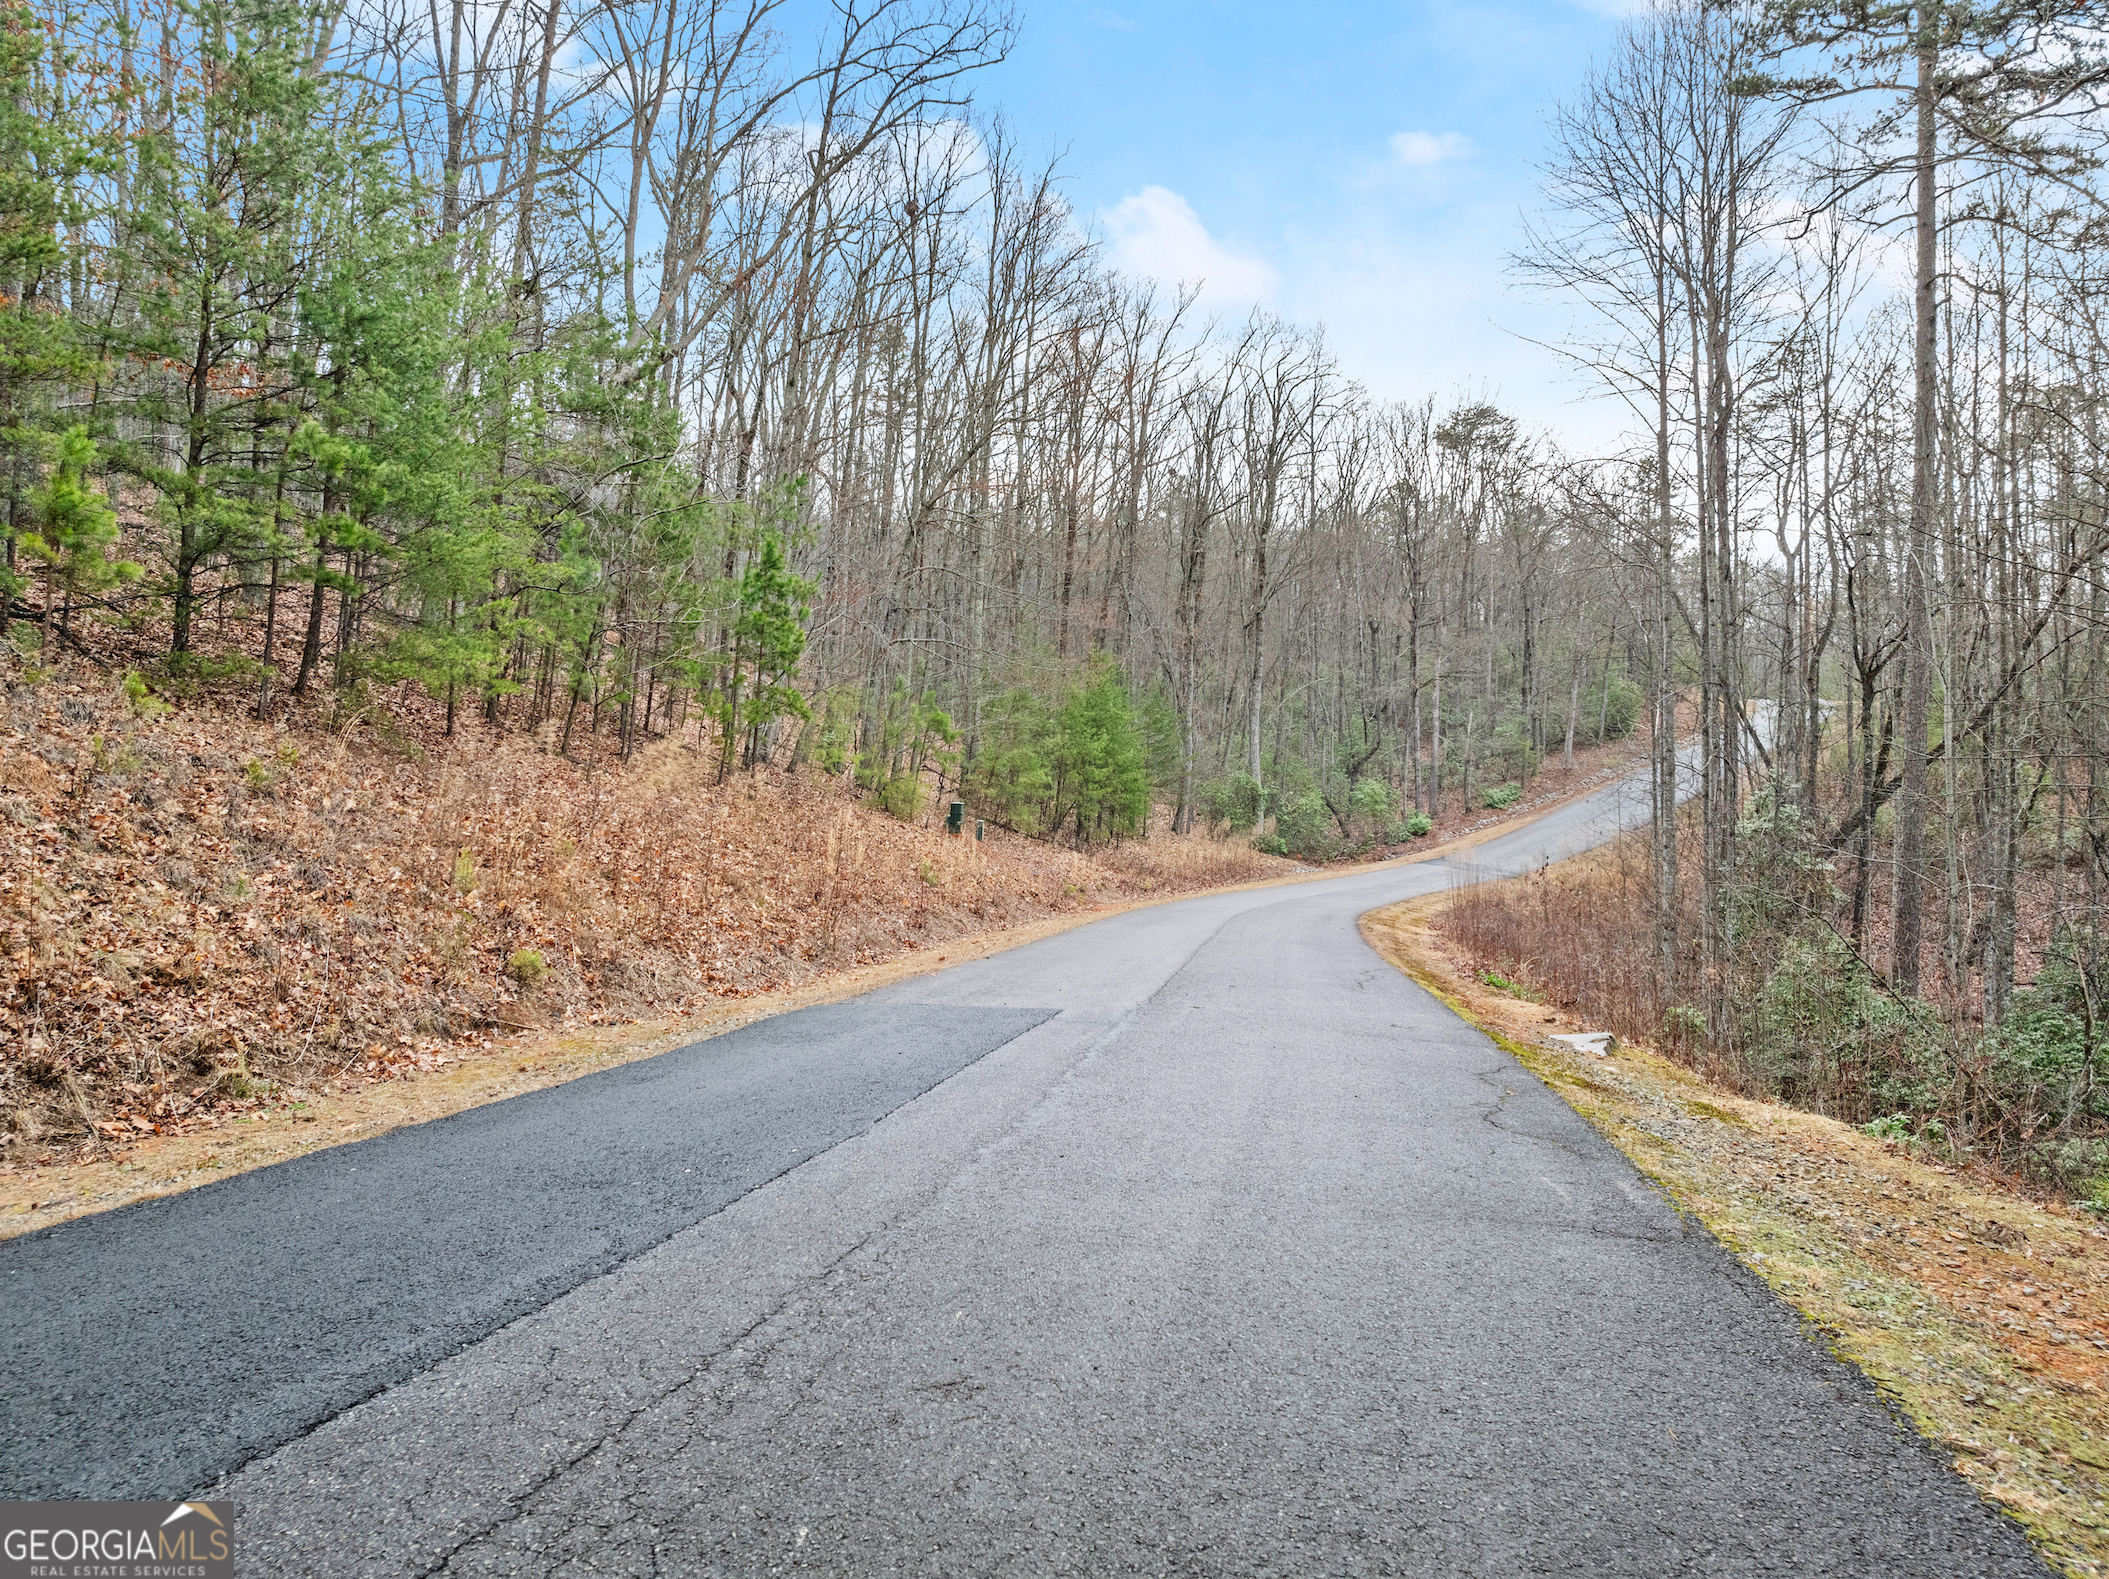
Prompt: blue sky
<box><xmin>977</xmin><ymin>0</ymin><xmax>1637</xmax><ymax>452</ymax></box>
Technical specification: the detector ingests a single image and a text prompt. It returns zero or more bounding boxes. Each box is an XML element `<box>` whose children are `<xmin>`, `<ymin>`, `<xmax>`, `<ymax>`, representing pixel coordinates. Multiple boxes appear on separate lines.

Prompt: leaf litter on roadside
<box><xmin>3</xmin><ymin>662</ymin><xmax>1288</xmax><ymax>1180</ymax></box>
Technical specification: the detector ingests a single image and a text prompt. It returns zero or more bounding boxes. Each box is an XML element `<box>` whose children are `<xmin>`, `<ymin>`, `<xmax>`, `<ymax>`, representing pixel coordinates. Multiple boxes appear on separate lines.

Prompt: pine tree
<box><xmin>1052</xmin><ymin>662</ymin><xmax>1149</xmax><ymax>845</ymax></box>
<box><xmin>18</xmin><ymin>426</ymin><xmax>135</xmax><ymax>651</ymax></box>
<box><xmin>0</xmin><ymin>0</ymin><xmax>97</xmax><ymax>627</ymax></box>
<box><xmin>104</xmin><ymin>0</ymin><xmax>333</xmax><ymax>656</ymax></box>
<box><xmin>718</xmin><ymin>529</ymin><xmax>814</xmax><ymax>777</ymax></box>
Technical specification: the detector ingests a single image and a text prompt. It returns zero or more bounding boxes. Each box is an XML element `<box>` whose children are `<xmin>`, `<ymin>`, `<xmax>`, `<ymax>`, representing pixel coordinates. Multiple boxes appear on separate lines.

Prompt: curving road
<box><xmin>2</xmin><ymin>757</ymin><xmax>2046</xmax><ymax>1576</ymax></box>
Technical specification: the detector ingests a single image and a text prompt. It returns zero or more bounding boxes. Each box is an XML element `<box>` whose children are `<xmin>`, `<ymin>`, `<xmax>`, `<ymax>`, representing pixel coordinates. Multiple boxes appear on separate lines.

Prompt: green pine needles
<box><xmin>715</xmin><ymin>530</ymin><xmax>815</xmax><ymax>780</ymax></box>
<box><xmin>964</xmin><ymin>658</ymin><xmax>1156</xmax><ymax>846</ymax></box>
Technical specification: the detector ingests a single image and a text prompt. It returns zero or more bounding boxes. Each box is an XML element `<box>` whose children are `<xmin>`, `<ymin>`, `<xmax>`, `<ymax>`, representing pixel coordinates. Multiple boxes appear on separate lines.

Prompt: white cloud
<box><xmin>1388</xmin><ymin>131</ymin><xmax>1473</xmax><ymax>168</ymax></box>
<box><xmin>1274</xmin><ymin>196</ymin><xmax>1632</xmax><ymax>456</ymax></box>
<box><xmin>1102</xmin><ymin>186</ymin><xmax>1277</xmax><ymax>307</ymax></box>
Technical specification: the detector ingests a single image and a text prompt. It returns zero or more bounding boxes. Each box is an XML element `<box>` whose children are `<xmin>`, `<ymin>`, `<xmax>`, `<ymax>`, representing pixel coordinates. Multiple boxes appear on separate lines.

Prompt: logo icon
<box><xmin>2</xmin><ymin>1499</ymin><xmax>234</xmax><ymax>1578</ymax></box>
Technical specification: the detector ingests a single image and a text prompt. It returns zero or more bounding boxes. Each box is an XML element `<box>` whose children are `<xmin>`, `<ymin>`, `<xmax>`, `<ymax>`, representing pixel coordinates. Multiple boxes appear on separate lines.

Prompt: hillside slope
<box><xmin>2</xmin><ymin>656</ymin><xmax>1283</xmax><ymax>1164</ymax></box>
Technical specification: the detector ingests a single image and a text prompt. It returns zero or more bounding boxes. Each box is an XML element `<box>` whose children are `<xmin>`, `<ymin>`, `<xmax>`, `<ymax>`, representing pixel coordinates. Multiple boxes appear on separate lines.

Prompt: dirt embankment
<box><xmin>1365</xmin><ymin>895</ymin><xmax>2109</xmax><ymax>1579</ymax></box>
<box><xmin>1</xmin><ymin>658</ymin><xmax>1287</xmax><ymax>1196</ymax></box>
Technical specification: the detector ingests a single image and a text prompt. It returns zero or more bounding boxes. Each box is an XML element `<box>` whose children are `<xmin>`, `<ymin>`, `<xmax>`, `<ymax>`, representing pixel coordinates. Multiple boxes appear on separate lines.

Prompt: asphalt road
<box><xmin>3</xmin><ymin>761</ymin><xmax>2048</xmax><ymax>1576</ymax></box>
<box><xmin>1</xmin><ymin>1004</ymin><xmax>1054</xmax><ymax>1500</ymax></box>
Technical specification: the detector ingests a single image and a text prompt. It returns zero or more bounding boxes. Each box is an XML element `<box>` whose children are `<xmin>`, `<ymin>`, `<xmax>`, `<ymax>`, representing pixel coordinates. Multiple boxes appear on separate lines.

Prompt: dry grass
<box><xmin>1439</xmin><ymin>830</ymin><xmax>1709</xmax><ymax>1063</ymax></box>
<box><xmin>1435</xmin><ymin>805</ymin><xmax>2109</xmax><ymax>1182</ymax></box>
<box><xmin>1094</xmin><ymin>829</ymin><xmax>1296</xmax><ymax>891</ymax></box>
<box><xmin>0</xmin><ymin>655</ymin><xmax>1289</xmax><ymax>1164</ymax></box>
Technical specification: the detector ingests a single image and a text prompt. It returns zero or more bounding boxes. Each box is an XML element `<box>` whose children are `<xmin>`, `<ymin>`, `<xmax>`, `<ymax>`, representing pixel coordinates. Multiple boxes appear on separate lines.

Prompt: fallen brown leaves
<box><xmin>1367</xmin><ymin>894</ymin><xmax>2109</xmax><ymax>1579</ymax></box>
<box><xmin>2</xmin><ymin>657</ymin><xmax>1289</xmax><ymax>1182</ymax></box>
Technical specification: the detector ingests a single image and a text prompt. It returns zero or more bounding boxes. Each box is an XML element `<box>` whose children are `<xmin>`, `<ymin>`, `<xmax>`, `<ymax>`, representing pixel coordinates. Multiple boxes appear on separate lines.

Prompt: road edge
<box><xmin>1360</xmin><ymin>891</ymin><xmax>2107</xmax><ymax>1579</ymax></box>
<box><xmin>7</xmin><ymin>781</ymin><xmax>1594</xmax><ymax>1240</ymax></box>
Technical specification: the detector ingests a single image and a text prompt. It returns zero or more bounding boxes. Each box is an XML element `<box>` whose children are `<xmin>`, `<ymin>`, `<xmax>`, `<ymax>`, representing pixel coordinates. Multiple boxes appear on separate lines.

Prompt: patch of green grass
<box><xmin>91</xmin><ymin>734</ymin><xmax>145</xmax><ymax>776</ymax></box>
<box><xmin>1682</xmin><ymin>1097</ymin><xmax>1750</xmax><ymax>1127</ymax></box>
<box><xmin>121</xmin><ymin>670</ymin><xmax>167</xmax><ymax>720</ymax></box>
<box><xmin>1476</xmin><ymin>968</ymin><xmax>1541</xmax><ymax>1002</ymax></box>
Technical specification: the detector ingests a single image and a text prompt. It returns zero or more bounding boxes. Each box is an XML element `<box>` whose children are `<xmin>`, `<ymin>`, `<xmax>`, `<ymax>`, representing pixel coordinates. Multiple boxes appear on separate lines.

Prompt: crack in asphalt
<box><xmin>414</xmin><ymin>1228</ymin><xmax>883</xmax><ymax>1578</ymax></box>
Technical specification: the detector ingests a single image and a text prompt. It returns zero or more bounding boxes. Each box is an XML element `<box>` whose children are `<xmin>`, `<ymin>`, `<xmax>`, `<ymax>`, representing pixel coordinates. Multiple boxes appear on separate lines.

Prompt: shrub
<box><xmin>2028</xmin><ymin>1137</ymin><xmax>2109</xmax><ymax>1194</ymax></box>
<box><xmin>157</xmin><ymin>648</ymin><xmax>262</xmax><ymax>695</ymax></box>
<box><xmin>1202</xmin><ymin>773</ymin><xmax>1264</xmax><ymax>836</ymax></box>
<box><xmin>1405</xmin><ymin>810</ymin><xmax>1433</xmax><ymax>837</ymax></box>
<box><xmin>506</xmin><ymin>949</ymin><xmax>547</xmax><ymax>988</ymax></box>
<box><xmin>1272</xmin><ymin>789</ymin><xmax>1332</xmax><ymax>857</ymax></box>
<box><xmin>803</xmin><ymin>687</ymin><xmax>860</xmax><ymax>775</ymax></box>
<box><xmin>1662</xmin><ymin>1004</ymin><xmax>1706</xmax><ymax>1047</ymax></box>
<box><xmin>1349</xmin><ymin>777</ymin><xmax>1396</xmax><ymax>827</ymax></box>
<box><xmin>1481</xmin><ymin>781</ymin><xmax>1521</xmax><ymax>810</ymax></box>
<box><xmin>1743</xmin><ymin>929</ymin><xmax>1947</xmax><ymax>1116</ymax></box>
<box><xmin>122</xmin><ymin>670</ymin><xmax>168</xmax><ymax>719</ymax></box>
<box><xmin>1590</xmin><ymin>676</ymin><xmax>1642</xmax><ymax>743</ymax></box>
<box><xmin>1488</xmin><ymin>715</ymin><xmax>1538</xmax><ymax>781</ymax></box>
<box><xmin>1985</xmin><ymin>934</ymin><xmax>2109</xmax><ymax>1154</ymax></box>
<box><xmin>1438</xmin><ymin>820</ymin><xmax>2109</xmax><ymax>1185</ymax></box>
<box><xmin>878</xmin><ymin>773</ymin><xmax>921</xmax><ymax>821</ymax></box>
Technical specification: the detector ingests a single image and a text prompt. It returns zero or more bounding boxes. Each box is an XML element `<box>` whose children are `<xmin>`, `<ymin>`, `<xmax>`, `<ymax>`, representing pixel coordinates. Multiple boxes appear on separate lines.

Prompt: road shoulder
<box><xmin>1362</xmin><ymin>892</ymin><xmax>2109</xmax><ymax>1579</ymax></box>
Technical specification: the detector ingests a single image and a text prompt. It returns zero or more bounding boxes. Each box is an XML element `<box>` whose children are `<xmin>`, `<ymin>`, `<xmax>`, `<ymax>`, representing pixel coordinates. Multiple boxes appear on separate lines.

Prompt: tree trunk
<box><xmin>1891</xmin><ymin>8</ymin><xmax>1940</xmax><ymax>996</ymax></box>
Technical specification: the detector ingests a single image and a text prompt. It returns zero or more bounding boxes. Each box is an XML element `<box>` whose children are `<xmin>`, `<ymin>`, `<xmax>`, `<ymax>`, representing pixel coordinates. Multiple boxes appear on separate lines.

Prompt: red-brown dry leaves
<box><xmin>2</xmin><ymin>664</ymin><xmax>1286</xmax><ymax>1158</ymax></box>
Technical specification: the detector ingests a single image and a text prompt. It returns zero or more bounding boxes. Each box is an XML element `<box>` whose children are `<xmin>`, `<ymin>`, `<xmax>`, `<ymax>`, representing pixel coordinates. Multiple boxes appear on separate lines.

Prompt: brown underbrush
<box><xmin>1436</xmin><ymin>817</ymin><xmax>2109</xmax><ymax>1196</ymax></box>
<box><xmin>1</xmin><ymin>655</ymin><xmax>1287</xmax><ymax>1162</ymax></box>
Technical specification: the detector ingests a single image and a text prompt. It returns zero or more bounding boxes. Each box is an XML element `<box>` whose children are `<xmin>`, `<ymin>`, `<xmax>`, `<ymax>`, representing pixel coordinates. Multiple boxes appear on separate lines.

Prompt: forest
<box><xmin>1</xmin><ymin>0</ymin><xmax>2105</xmax><ymax>1188</ymax></box>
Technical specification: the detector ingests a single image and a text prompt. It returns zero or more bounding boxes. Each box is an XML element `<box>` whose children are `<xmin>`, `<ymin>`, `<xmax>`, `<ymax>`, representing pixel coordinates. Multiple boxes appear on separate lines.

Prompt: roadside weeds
<box><xmin>1363</xmin><ymin>892</ymin><xmax>2109</xmax><ymax>1579</ymax></box>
